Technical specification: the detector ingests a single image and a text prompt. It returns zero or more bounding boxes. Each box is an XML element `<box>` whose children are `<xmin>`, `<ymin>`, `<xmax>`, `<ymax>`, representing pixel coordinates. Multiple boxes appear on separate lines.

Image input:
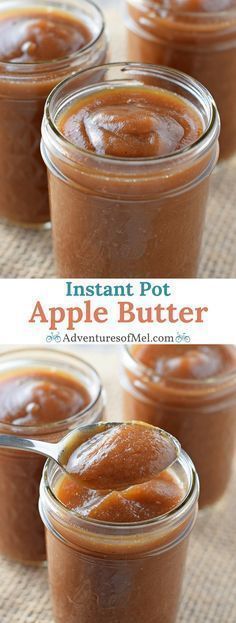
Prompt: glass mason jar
<box><xmin>0</xmin><ymin>348</ymin><xmax>105</xmax><ymax>564</ymax></box>
<box><xmin>121</xmin><ymin>345</ymin><xmax>236</xmax><ymax>509</ymax></box>
<box><xmin>39</xmin><ymin>441</ymin><xmax>199</xmax><ymax>623</ymax></box>
<box><xmin>126</xmin><ymin>1</ymin><xmax>236</xmax><ymax>159</ymax></box>
<box><xmin>41</xmin><ymin>62</ymin><xmax>220</xmax><ymax>278</ymax></box>
<box><xmin>0</xmin><ymin>0</ymin><xmax>107</xmax><ymax>227</ymax></box>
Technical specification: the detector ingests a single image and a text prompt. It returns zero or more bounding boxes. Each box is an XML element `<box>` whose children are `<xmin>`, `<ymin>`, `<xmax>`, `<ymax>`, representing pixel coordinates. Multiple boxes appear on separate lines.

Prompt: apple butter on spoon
<box><xmin>0</xmin><ymin>421</ymin><xmax>180</xmax><ymax>490</ymax></box>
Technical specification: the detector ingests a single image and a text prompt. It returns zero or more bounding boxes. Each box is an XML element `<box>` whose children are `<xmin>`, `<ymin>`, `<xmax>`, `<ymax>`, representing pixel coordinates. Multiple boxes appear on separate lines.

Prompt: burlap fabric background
<box><xmin>0</xmin><ymin>347</ymin><xmax>235</xmax><ymax>623</ymax></box>
<box><xmin>0</xmin><ymin>0</ymin><xmax>235</xmax><ymax>278</ymax></box>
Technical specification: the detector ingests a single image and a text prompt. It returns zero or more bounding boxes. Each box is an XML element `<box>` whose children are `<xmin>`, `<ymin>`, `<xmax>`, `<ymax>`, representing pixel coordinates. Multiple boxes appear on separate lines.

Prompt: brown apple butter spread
<box><xmin>0</xmin><ymin>368</ymin><xmax>90</xmax><ymax>426</ymax></box>
<box><xmin>122</xmin><ymin>344</ymin><xmax>236</xmax><ymax>507</ymax></box>
<box><xmin>63</xmin><ymin>421</ymin><xmax>179</xmax><ymax>488</ymax></box>
<box><xmin>40</xmin><ymin>423</ymin><xmax>199</xmax><ymax>623</ymax></box>
<box><xmin>57</xmin><ymin>86</ymin><xmax>203</xmax><ymax>158</ymax></box>
<box><xmin>134</xmin><ymin>344</ymin><xmax>235</xmax><ymax>379</ymax></box>
<box><xmin>158</xmin><ymin>1</ymin><xmax>235</xmax><ymax>10</ymax></box>
<box><xmin>0</xmin><ymin>11</ymin><xmax>91</xmax><ymax>63</ymax></box>
<box><xmin>0</xmin><ymin>366</ymin><xmax>92</xmax><ymax>563</ymax></box>
<box><xmin>0</xmin><ymin>0</ymin><xmax>106</xmax><ymax>226</ymax></box>
<box><xmin>56</xmin><ymin>423</ymin><xmax>184</xmax><ymax>521</ymax></box>
<box><xmin>57</xmin><ymin>471</ymin><xmax>183</xmax><ymax>521</ymax></box>
<box><xmin>126</xmin><ymin>0</ymin><xmax>236</xmax><ymax>159</ymax></box>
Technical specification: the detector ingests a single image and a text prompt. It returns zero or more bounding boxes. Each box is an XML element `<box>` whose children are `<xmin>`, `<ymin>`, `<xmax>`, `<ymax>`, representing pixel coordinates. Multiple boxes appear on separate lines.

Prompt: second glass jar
<box><xmin>126</xmin><ymin>0</ymin><xmax>236</xmax><ymax>159</ymax></box>
<box><xmin>121</xmin><ymin>345</ymin><xmax>236</xmax><ymax>508</ymax></box>
<box><xmin>0</xmin><ymin>0</ymin><xmax>107</xmax><ymax>227</ymax></box>
<box><xmin>0</xmin><ymin>347</ymin><xmax>105</xmax><ymax>564</ymax></box>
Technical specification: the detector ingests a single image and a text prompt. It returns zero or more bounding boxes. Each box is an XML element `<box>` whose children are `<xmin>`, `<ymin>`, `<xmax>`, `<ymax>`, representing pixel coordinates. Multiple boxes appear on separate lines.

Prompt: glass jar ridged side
<box><xmin>0</xmin><ymin>0</ymin><xmax>107</xmax><ymax>227</ymax></box>
<box><xmin>39</xmin><ymin>446</ymin><xmax>199</xmax><ymax>623</ymax></box>
<box><xmin>41</xmin><ymin>62</ymin><xmax>219</xmax><ymax>278</ymax></box>
<box><xmin>121</xmin><ymin>344</ymin><xmax>236</xmax><ymax>508</ymax></box>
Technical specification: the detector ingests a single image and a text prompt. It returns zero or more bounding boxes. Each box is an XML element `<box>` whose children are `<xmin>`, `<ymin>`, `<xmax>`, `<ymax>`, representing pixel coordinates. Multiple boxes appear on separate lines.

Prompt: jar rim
<box><xmin>132</xmin><ymin>0</ymin><xmax>236</xmax><ymax>20</ymax></box>
<box><xmin>0</xmin><ymin>0</ymin><xmax>105</xmax><ymax>71</ymax></box>
<box><xmin>0</xmin><ymin>346</ymin><xmax>104</xmax><ymax>435</ymax></box>
<box><xmin>44</xmin><ymin>61</ymin><xmax>219</xmax><ymax>168</ymax></box>
<box><xmin>41</xmin><ymin>445</ymin><xmax>199</xmax><ymax>535</ymax></box>
<box><xmin>124</xmin><ymin>344</ymin><xmax>236</xmax><ymax>388</ymax></box>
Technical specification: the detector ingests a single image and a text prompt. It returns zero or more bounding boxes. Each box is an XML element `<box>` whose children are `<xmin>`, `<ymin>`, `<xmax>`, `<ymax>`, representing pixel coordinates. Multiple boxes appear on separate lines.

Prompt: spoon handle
<box><xmin>0</xmin><ymin>434</ymin><xmax>58</xmax><ymax>461</ymax></box>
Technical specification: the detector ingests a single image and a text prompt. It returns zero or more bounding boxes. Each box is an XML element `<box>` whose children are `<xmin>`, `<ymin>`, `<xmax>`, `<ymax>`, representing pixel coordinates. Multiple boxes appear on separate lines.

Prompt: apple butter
<box><xmin>0</xmin><ymin>0</ymin><xmax>107</xmax><ymax>227</ymax></box>
<box><xmin>57</xmin><ymin>86</ymin><xmax>203</xmax><ymax>157</ymax></box>
<box><xmin>39</xmin><ymin>422</ymin><xmax>199</xmax><ymax>623</ymax></box>
<box><xmin>62</xmin><ymin>421</ymin><xmax>180</xmax><ymax>486</ymax></box>
<box><xmin>122</xmin><ymin>344</ymin><xmax>236</xmax><ymax>507</ymax></box>
<box><xmin>126</xmin><ymin>0</ymin><xmax>236</xmax><ymax>159</ymax></box>
<box><xmin>0</xmin><ymin>348</ymin><xmax>105</xmax><ymax>563</ymax></box>
<box><xmin>41</xmin><ymin>63</ymin><xmax>220</xmax><ymax>278</ymax></box>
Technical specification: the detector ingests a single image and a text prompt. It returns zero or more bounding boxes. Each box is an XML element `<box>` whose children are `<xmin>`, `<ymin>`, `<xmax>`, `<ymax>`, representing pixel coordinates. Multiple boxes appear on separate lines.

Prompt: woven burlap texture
<box><xmin>0</xmin><ymin>348</ymin><xmax>235</xmax><ymax>623</ymax></box>
<box><xmin>0</xmin><ymin>0</ymin><xmax>235</xmax><ymax>278</ymax></box>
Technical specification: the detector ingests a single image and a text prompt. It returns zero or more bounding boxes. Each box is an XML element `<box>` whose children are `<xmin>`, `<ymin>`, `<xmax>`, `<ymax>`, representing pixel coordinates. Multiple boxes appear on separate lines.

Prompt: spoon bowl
<box><xmin>0</xmin><ymin>421</ymin><xmax>181</xmax><ymax>490</ymax></box>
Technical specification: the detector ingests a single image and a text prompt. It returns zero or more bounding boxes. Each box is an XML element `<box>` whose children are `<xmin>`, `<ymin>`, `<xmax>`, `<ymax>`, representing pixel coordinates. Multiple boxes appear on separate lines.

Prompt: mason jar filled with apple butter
<box><xmin>126</xmin><ymin>0</ymin><xmax>236</xmax><ymax>159</ymax></box>
<box><xmin>0</xmin><ymin>347</ymin><xmax>105</xmax><ymax>564</ymax></box>
<box><xmin>121</xmin><ymin>344</ymin><xmax>236</xmax><ymax>508</ymax></box>
<box><xmin>39</xmin><ymin>422</ymin><xmax>199</xmax><ymax>623</ymax></box>
<box><xmin>0</xmin><ymin>0</ymin><xmax>107</xmax><ymax>227</ymax></box>
<box><xmin>41</xmin><ymin>62</ymin><xmax>220</xmax><ymax>278</ymax></box>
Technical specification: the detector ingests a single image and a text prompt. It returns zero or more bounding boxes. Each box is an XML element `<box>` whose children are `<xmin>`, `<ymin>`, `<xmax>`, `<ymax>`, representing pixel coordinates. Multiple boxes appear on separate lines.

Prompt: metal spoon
<box><xmin>0</xmin><ymin>421</ymin><xmax>181</xmax><ymax>489</ymax></box>
<box><xmin>0</xmin><ymin>422</ymin><xmax>111</xmax><ymax>466</ymax></box>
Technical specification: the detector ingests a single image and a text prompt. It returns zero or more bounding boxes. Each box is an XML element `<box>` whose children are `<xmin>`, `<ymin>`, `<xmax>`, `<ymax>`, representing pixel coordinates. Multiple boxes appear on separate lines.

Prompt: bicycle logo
<box><xmin>175</xmin><ymin>332</ymin><xmax>191</xmax><ymax>343</ymax></box>
<box><xmin>46</xmin><ymin>332</ymin><xmax>61</xmax><ymax>343</ymax></box>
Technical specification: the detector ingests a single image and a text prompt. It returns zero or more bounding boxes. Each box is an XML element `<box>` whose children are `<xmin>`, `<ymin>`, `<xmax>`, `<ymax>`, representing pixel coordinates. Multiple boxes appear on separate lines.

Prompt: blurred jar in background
<box><xmin>122</xmin><ymin>344</ymin><xmax>236</xmax><ymax>508</ymax></box>
<box><xmin>0</xmin><ymin>348</ymin><xmax>105</xmax><ymax>564</ymax></box>
<box><xmin>0</xmin><ymin>0</ymin><xmax>107</xmax><ymax>227</ymax></box>
<box><xmin>126</xmin><ymin>0</ymin><xmax>236</xmax><ymax>159</ymax></box>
